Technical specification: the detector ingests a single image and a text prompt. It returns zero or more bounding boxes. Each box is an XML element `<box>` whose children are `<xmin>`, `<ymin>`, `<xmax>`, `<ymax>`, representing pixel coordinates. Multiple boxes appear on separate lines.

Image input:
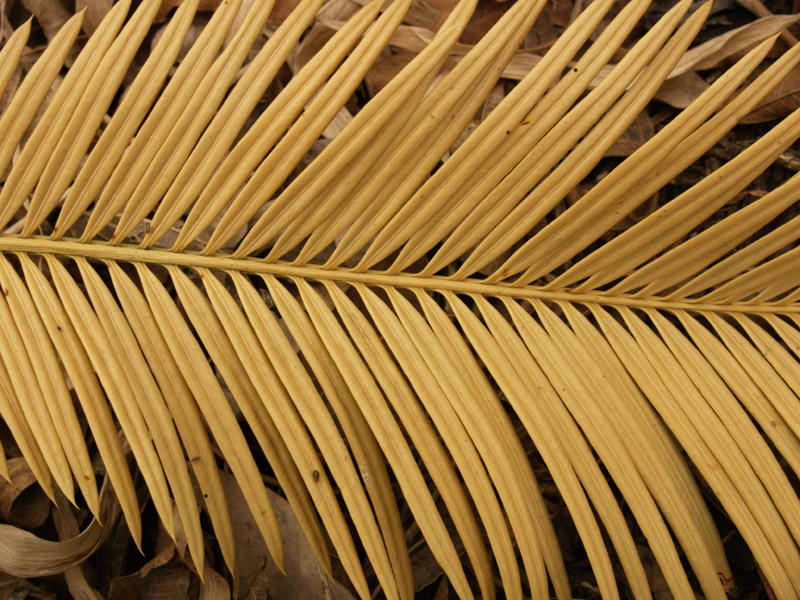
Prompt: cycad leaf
<box><xmin>3</xmin><ymin>0</ymin><xmax>800</xmax><ymax>597</ymax></box>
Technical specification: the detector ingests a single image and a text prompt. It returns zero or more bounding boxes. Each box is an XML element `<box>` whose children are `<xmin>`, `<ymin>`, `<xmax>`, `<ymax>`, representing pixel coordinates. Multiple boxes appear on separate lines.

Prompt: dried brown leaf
<box><xmin>222</xmin><ymin>471</ymin><xmax>356</xmax><ymax>600</ymax></box>
<box><xmin>547</xmin><ymin>0</ymin><xmax>572</xmax><ymax>27</ymax></box>
<box><xmin>151</xmin><ymin>16</ymin><xmax>209</xmax><ymax>61</ymax></box>
<box><xmin>403</xmin><ymin>0</ymin><xmax>441</xmax><ymax>28</ymax></box>
<box><xmin>654</xmin><ymin>70</ymin><xmax>709</xmax><ymax>108</ymax></box>
<box><xmin>588</xmin><ymin>14</ymin><xmax>800</xmax><ymax>87</ymax></box>
<box><xmin>138</xmin><ymin>519</ymin><xmax>180</xmax><ymax>578</ymax></box>
<box><xmin>0</xmin><ymin>66</ymin><xmax>20</xmax><ymax>119</ymax></box>
<box><xmin>267</xmin><ymin>0</ymin><xmax>304</xmax><ymax>24</ymax></box>
<box><xmin>288</xmin><ymin>22</ymin><xmax>335</xmax><ymax>72</ymax></box>
<box><xmin>20</xmin><ymin>0</ymin><xmax>70</xmax><ymax>40</ymax></box>
<box><xmin>52</xmin><ymin>487</ymin><xmax>105</xmax><ymax>600</ymax></box>
<box><xmin>672</xmin><ymin>14</ymin><xmax>800</xmax><ymax>74</ymax></box>
<box><xmin>108</xmin><ymin>566</ymin><xmax>191</xmax><ymax>600</ymax></box>
<box><xmin>365</xmin><ymin>51</ymin><xmax>416</xmax><ymax>96</ymax></box>
<box><xmin>735</xmin><ymin>0</ymin><xmax>799</xmax><ymax>45</ymax></box>
<box><xmin>742</xmin><ymin>64</ymin><xmax>800</xmax><ymax>122</ymax></box>
<box><xmin>637</xmin><ymin>545</ymin><xmax>672</xmax><ymax>600</ymax></box>
<box><xmin>0</xmin><ymin>578</ymin><xmax>55</xmax><ymax>600</ymax></box>
<box><xmin>0</xmin><ymin>476</ymin><xmax>120</xmax><ymax>578</ymax></box>
<box><xmin>459</xmin><ymin>0</ymin><xmax>510</xmax><ymax>44</ymax></box>
<box><xmin>0</xmin><ymin>0</ymin><xmax>14</xmax><ymax>41</ymax></box>
<box><xmin>198</xmin><ymin>568</ymin><xmax>230</xmax><ymax>600</ymax></box>
<box><xmin>290</xmin><ymin>0</ymin><xmax>360</xmax><ymax>73</ymax></box>
<box><xmin>75</xmin><ymin>0</ymin><xmax>112</xmax><ymax>35</ymax></box>
<box><xmin>525</xmin><ymin>7</ymin><xmax>558</xmax><ymax>49</ymax></box>
<box><xmin>155</xmin><ymin>0</ymin><xmax>224</xmax><ymax>23</ymax></box>
<box><xmin>605</xmin><ymin>110</ymin><xmax>654</xmax><ymax>157</ymax></box>
<box><xmin>329</xmin><ymin>8</ymin><xmax>799</xmax><ymax>90</ymax></box>
<box><xmin>0</xmin><ymin>457</ymin><xmax>50</xmax><ymax>530</ymax></box>
<box><xmin>424</xmin><ymin>0</ymin><xmax>459</xmax><ymax>10</ymax></box>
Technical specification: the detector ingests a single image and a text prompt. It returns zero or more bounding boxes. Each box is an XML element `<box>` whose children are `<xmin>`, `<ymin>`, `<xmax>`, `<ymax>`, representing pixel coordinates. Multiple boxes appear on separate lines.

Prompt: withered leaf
<box><xmin>605</xmin><ymin>110</ymin><xmax>654</xmax><ymax>157</ymax></box>
<box><xmin>742</xmin><ymin>64</ymin><xmax>800</xmax><ymax>122</ymax></box>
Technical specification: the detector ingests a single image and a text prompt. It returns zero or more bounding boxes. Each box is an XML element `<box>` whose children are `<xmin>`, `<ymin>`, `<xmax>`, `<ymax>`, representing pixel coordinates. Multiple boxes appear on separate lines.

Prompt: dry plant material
<box><xmin>653</xmin><ymin>70</ymin><xmax>709</xmax><ymax>108</ymax></box>
<box><xmin>0</xmin><ymin>457</ymin><xmax>50</xmax><ymax>529</ymax></box>
<box><xmin>743</xmin><ymin>64</ymin><xmax>800</xmax><ymax>122</ymax></box>
<box><xmin>75</xmin><ymin>0</ymin><xmax>112</xmax><ymax>34</ymax></box>
<box><xmin>2</xmin><ymin>0</ymin><xmax>800</xmax><ymax>598</ymax></box>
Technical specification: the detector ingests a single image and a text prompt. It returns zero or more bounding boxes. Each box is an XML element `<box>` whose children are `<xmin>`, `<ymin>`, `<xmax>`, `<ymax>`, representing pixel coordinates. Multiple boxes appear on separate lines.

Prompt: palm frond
<box><xmin>2</xmin><ymin>0</ymin><xmax>800</xmax><ymax>597</ymax></box>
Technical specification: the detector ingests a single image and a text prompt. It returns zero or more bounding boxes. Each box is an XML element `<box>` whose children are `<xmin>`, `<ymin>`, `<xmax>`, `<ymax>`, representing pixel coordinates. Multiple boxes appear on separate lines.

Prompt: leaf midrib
<box><xmin>1</xmin><ymin>235</ymin><xmax>794</xmax><ymax>315</ymax></box>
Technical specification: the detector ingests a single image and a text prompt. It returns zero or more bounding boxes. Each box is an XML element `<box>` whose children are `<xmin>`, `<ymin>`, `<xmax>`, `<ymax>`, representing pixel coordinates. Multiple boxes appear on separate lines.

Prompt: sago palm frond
<box><xmin>2</xmin><ymin>0</ymin><xmax>800</xmax><ymax>596</ymax></box>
